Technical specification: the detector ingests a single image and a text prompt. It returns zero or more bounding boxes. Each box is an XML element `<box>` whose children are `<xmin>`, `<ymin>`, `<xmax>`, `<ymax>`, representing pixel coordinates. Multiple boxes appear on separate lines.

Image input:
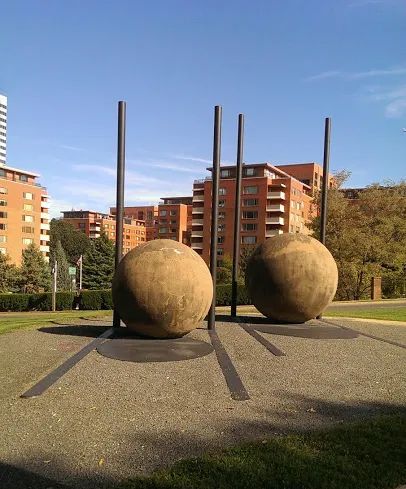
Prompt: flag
<box><xmin>76</xmin><ymin>255</ymin><xmax>82</xmax><ymax>266</ymax></box>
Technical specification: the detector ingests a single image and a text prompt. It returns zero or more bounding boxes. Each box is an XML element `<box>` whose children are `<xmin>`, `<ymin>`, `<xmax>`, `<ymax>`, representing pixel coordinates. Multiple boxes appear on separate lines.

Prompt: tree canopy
<box><xmin>20</xmin><ymin>243</ymin><xmax>51</xmax><ymax>293</ymax></box>
<box><xmin>49</xmin><ymin>240</ymin><xmax>72</xmax><ymax>291</ymax></box>
<box><xmin>310</xmin><ymin>173</ymin><xmax>406</xmax><ymax>300</ymax></box>
<box><xmin>50</xmin><ymin>219</ymin><xmax>91</xmax><ymax>264</ymax></box>
<box><xmin>82</xmin><ymin>233</ymin><xmax>115</xmax><ymax>290</ymax></box>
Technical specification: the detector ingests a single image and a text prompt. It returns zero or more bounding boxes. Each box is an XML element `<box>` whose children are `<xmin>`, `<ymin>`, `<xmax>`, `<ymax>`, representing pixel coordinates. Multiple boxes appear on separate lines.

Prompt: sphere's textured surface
<box><xmin>245</xmin><ymin>234</ymin><xmax>338</xmax><ymax>323</ymax></box>
<box><xmin>112</xmin><ymin>239</ymin><xmax>213</xmax><ymax>338</ymax></box>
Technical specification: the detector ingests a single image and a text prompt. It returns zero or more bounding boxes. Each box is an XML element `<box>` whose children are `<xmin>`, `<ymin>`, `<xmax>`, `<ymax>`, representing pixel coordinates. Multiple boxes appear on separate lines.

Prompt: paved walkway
<box><xmin>0</xmin><ymin>317</ymin><xmax>405</xmax><ymax>488</ymax></box>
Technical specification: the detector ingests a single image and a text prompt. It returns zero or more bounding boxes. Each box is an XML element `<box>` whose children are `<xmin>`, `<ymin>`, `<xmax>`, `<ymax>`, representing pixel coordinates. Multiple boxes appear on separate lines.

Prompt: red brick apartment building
<box><xmin>191</xmin><ymin>163</ymin><xmax>313</xmax><ymax>264</ymax></box>
<box><xmin>276</xmin><ymin>162</ymin><xmax>334</xmax><ymax>194</ymax></box>
<box><xmin>110</xmin><ymin>205</ymin><xmax>158</xmax><ymax>241</ymax></box>
<box><xmin>62</xmin><ymin>210</ymin><xmax>146</xmax><ymax>254</ymax></box>
<box><xmin>112</xmin><ymin>197</ymin><xmax>193</xmax><ymax>246</ymax></box>
<box><xmin>0</xmin><ymin>165</ymin><xmax>50</xmax><ymax>264</ymax></box>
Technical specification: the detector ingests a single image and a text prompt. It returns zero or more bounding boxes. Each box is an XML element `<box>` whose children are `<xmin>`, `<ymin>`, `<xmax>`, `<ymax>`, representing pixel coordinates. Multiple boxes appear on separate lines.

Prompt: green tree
<box><xmin>310</xmin><ymin>173</ymin><xmax>406</xmax><ymax>300</ymax></box>
<box><xmin>20</xmin><ymin>243</ymin><xmax>51</xmax><ymax>293</ymax></box>
<box><xmin>50</xmin><ymin>219</ymin><xmax>91</xmax><ymax>264</ymax></box>
<box><xmin>0</xmin><ymin>254</ymin><xmax>20</xmax><ymax>293</ymax></box>
<box><xmin>49</xmin><ymin>240</ymin><xmax>72</xmax><ymax>291</ymax></box>
<box><xmin>82</xmin><ymin>233</ymin><xmax>115</xmax><ymax>290</ymax></box>
<box><xmin>239</xmin><ymin>245</ymin><xmax>256</xmax><ymax>280</ymax></box>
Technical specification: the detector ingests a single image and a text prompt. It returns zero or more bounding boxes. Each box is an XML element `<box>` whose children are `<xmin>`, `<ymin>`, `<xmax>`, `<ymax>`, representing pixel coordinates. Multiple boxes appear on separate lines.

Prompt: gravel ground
<box><xmin>0</xmin><ymin>318</ymin><xmax>405</xmax><ymax>489</ymax></box>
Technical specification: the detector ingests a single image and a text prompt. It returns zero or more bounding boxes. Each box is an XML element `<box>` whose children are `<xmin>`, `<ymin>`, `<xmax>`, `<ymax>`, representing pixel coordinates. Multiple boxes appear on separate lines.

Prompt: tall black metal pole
<box><xmin>113</xmin><ymin>101</ymin><xmax>126</xmax><ymax>329</ymax></box>
<box><xmin>320</xmin><ymin>117</ymin><xmax>331</xmax><ymax>245</ymax></box>
<box><xmin>208</xmin><ymin>105</ymin><xmax>222</xmax><ymax>330</ymax></box>
<box><xmin>231</xmin><ymin>114</ymin><xmax>244</xmax><ymax>317</ymax></box>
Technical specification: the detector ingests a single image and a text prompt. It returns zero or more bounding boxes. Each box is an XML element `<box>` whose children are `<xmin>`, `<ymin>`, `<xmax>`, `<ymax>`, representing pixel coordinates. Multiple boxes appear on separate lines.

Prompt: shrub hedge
<box><xmin>0</xmin><ymin>284</ymin><xmax>250</xmax><ymax>312</ymax></box>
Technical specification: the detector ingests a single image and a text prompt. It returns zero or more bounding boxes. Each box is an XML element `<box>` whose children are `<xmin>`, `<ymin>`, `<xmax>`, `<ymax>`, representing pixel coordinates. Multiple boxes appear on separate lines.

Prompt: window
<box><xmin>218</xmin><ymin>223</ymin><xmax>225</xmax><ymax>231</ymax></box>
<box><xmin>218</xmin><ymin>200</ymin><xmax>225</xmax><ymax>207</ymax></box>
<box><xmin>170</xmin><ymin>210</ymin><xmax>177</xmax><ymax>216</ymax></box>
<box><xmin>159</xmin><ymin>210</ymin><xmax>167</xmax><ymax>217</ymax></box>
<box><xmin>147</xmin><ymin>211</ymin><xmax>153</xmax><ymax>220</ymax></box>
<box><xmin>218</xmin><ymin>211</ymin><xmax>225</xmax><ymax>219</ymax></box>
<box><xmin>219</xmin><ymin>188</ymin><xmax>226</xmax><ymax>195</ymax></box>
<box><xmin>22</xmin><ymin>215</ymin><xmax>34</xmax><ymax>222</ymax></box>
<box><xmin>220</xmin><ymin>169</ymin><xmax>231</xmax><ymax>178</ymax></box>
<box><xmin>0</xmin><ymin>212</ymin><xmax>7</xmax><ymax>218</ymax></box>
<box><xmin>170</xmin><ymin>220</ymin><xmax>177</xmax><ymax>224</ymax></box>
<box><xmin>23</xmin><ymin>192</ymin><xmax>33</xmax><ymax>200</ymax></box>
<box><xmin>217</xmin><ymin>248</ymin><xmax>224</xmax><ymax>256</ymax></box>
<box><xmin>0</xmin><ymin>248</ymin><xmax>6</xmax><ymax>254</ymax></box>
<box><xmin>242</xmin><ymin>236</ymin><xmax>257</xmax><ymax>244</ymax></box>
<box><xmin>78</xmin><ymin>223</ymin><xmax>86</xmax><ymax>229</ymax></box>
<box><xmin>19</xmin><ymin>174</ymin><xmax>28</xmax><ymax>182</ymax></box>
<box><xmin>242</xmin><ymin>223</ymin><xmax>257</xmax><ymax>231</ymax></box>
<box><xmin>243</xmin><ymin>186</ymin><xmax>258</xmax><ymax>194</ymax></box>
<box><xmin>159</xmin><ymin>227</ymin><xmax>168</xmax><ymax>234</ymax></box>
<box><xmin>23</xmin><ymin>203</ymin><xmax>34</xmax><ymax>211</ymax></box>
<box><xmin>242</xmin><ymin>211</ymin><xmax>258</xmax><ymax>219</ymax></box>
<box><xmin>0</xmin><ymin>224</ymin><xmax>7</xmax><ymax>230</ymax></box>
<box><xmin>0</xmin><ymin>187</ymin><xmax>7</xmax><ymax>194</ymax></box>
<box><xmin>0</xmin><ymin>169</ymin><xmax>5</xmax><ymax>178</ymax></box>
<box><xmin>22</xmin><ymin>238</ymin><xmax>33</xmax><ymax>245</ymax></box>
<box><xmin>243</xmin><ymin>198</ymin><xmax>258</xmax><ymax>206</ymax></box>
<box><xmin>0</xmin><ymin>236</ymin><xmax>6</xmax><ymax>243</ymax></box>
<box><xmin>244</xmin><ymin>168</ymin><xmax>256</xmax><ymax>177</ymax></box>
<box><xmin>218</xmin><ymin>236</ymin><xmax>225</xmax><ymax>244</ymax></box>
<box><xmin>22</xmin><ymin>226</ymin><xmax>34</xmax><ymax>233</ymax></box>
<box><xmin>0</xmin><ymin>200</ymin><xmax>6</xmax><ymax>206</ymax></box>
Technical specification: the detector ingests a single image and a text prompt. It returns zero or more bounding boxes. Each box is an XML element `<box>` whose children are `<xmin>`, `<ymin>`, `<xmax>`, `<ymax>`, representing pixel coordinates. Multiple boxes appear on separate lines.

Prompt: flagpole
<box><xmin>79</xmin><ymin>255</ymin><xmax>83</xmax><ymax>290</ymax></box>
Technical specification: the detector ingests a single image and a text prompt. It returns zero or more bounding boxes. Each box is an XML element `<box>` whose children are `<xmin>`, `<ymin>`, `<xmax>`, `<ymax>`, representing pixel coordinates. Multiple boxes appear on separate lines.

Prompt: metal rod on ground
<box><xmin>113</xmin><ymin>101</ymin><xmax>126</xmax><ymax>329</ymax></box>
<box><xmin>52</xmin><ymin>260</ymin><xmax>57</xmax><ymax>312</ymax></box>
<box><xmin>208</xmin><ymin>105</ymin><xmax>222</xmax><ymax>330</ymax></box>
<box><xmin>317</xmin><ymin>117</ymin><xmax>331</xmax><ymax>320</ymax></box>
<box><xmin>231</xmin><ymin>113</ymin><xmax>244</xmax><ymax>317</ymax></box>
<box><xmin>320</xmin><ymin>117</ymin><xmax>331</xmax><ymax>245</ymax></box>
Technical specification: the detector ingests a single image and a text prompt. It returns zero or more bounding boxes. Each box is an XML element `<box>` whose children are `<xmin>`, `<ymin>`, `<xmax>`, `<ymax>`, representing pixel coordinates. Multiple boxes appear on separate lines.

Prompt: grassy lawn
<box><xmin>325</xmin><ymin>308</ymin><xmax>406</xmax><ymax>322</ymax></box>
<box><xmin>216</xmin><ymin>305</ymin><xmax>406</xmax><ymax>322</ymax></box>
<box><xmin>0</xmin><ymin>310</ymin><xmax>112</xmax><ymax>335</ymax></box>
<box><xmin>117</xmin><ymin>414</ymin><xmax>406</xmax><ymax>489</ymax></box>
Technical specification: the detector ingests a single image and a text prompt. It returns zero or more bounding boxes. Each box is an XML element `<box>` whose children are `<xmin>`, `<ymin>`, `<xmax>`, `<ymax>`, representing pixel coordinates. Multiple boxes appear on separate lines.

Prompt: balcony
<box><xmin>191</xmin><ymin>243</ymin><xmax>203</xmax><ymax>250</ymax></box>
<box><xmin>192</xmin><ymin>219</ymin><xmax>204</xmax><ymax>225</ymax></box>
<box><xmin>40</xmin><ymin>201</ymin><xmax>50</xmax><ymax>209</ymax></box>
<box><xmin>266</xmin><ymin>217</ymin><xmax>284</xmax><ymax>225</ymax></box>
<box><xmin>265</xmin><ymin>229</ymin><xmax>283</xmax><ymax>238</ymax></box>
<box><xmin>40</xmin><ymin>212</ymin><xmax>49</xmax><ymax>219</ymax></box>
<box><xmin>89</xmin><ymin>232</ymin><xmax>100</xmax><ymax>238</ymax></box>
<box><xmin>40</xmin><ymin>234</ymin><xmax>50</xmax><ymax>241</ymax></box>
<box><xmin>266</xmin><ymin>204</ymin><xmax>285</xmax><ymax>213</ymax></box>
<box><xmin>192</xmin><ymin>195</ymin><xmax>204</xmax><ymax>203</ymax></box>
<box><xmin>40</xmin><ymin>245</ymin><xmax>49</xmax><ymax>252</ymax></box>
<box><xmin>192</xmin><ymin>207</ymin><xmax>204</xmax><ymax>214</ymax></box>
<box><xmin>40</xmin><ymin>222</ymin><xmax>50</xmax><ymax>231</ymax></box>
<box><xmin>267</xmin><ymin>191</ymin><xmax>285</xmax><ymax>200</ymax></box>
<box><xmin>191</xmin><ymin>230</ymin><xmax>203</xmax><ymax>238</ymax></box>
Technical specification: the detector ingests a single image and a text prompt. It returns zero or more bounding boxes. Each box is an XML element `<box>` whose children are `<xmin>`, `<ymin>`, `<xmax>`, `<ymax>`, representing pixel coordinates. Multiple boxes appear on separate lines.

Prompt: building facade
<box><xmin>157</xmin><ymin>197</ymin><xmax>192</xmax><ymax>245</ymax></box>
<box><xmin>276</xmin><ymin>162</ymin><xmax>334</xmax><ymax>194</ymax></box>
<box><xmin>62</xmin><ymin>210</ymin><xmax>146</xmax><ymax>253</ymax></box>
<box><xmin>110</xmin><ymin>205</ymin><xmax>158</xmax><ymax>241</ymax></box>
<box><xmin>191</xmin><ymin>163</ymin><xmax>312</xmax><ymax>264</ymax></box>
<box><xmin>0</xmin><ymin>165</ymin><xmax>50</xmax><ymax>264</ymax></box>
<box><xmin>0</xmin><ymin>94</ymin><xmax>7</xmax><ymax>165</ymax></box>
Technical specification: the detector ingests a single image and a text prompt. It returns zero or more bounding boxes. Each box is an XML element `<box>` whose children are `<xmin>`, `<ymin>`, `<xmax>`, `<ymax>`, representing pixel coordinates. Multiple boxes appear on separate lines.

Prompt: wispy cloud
<box><xmin>171</xmin><ymin>154</ymin><xmax>212</xmax><ymax>164</ymax></box>
<box><xmin>365</xmin><ymin>83</ymin><xmax>406</xmax><ymax>118</ymax></box>
<box><xmin>59</xmin><ymin>144</ymin><xmax>84</xmax><ymax>152</ymax></box>
<box><xmin>305</xmin><ymin>66</ymin><xmax>406</xmax><ymax>82</ymax></box>
<box><xmin>348</xmin><ymin>0</ymin><xmax>400</xmax><ymax>8</ymax></box>
<box><xmin>72</xmin><ymin>163</ymin><xmax>164</xmax><ymax>184</ymax></box>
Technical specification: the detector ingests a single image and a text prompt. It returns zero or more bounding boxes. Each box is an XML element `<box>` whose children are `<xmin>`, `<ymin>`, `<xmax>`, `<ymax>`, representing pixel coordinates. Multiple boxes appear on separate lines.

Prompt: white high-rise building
<box><xmin>0</xmin><ymin>94</ymin><xmax>7</xmax><ymax>165</ymax></box>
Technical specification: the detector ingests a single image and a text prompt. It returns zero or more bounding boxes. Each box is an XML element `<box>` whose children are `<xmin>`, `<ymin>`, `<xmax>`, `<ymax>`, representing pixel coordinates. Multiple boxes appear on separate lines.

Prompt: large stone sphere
<box><xmin>245</xmin><ymin>234</ymin><xmax>338</xmax><ymax>323</ymax></box>
<box><xmin>112</xmin><ymin>239</ymin><xmax>213</xmax><ymax>338</ymax></box>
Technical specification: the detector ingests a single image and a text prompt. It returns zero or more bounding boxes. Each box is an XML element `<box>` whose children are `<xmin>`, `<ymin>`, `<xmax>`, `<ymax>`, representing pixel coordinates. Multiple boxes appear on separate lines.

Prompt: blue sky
<box><xmin>2</xmin><ymin>0</ymin><xmax>405</xmax><ymax>218</ymax></box>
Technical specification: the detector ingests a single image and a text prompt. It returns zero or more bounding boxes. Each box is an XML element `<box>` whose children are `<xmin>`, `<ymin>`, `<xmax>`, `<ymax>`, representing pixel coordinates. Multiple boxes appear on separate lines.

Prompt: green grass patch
<box><xmin>0</xmin><ymin>310</ymin><xmax>112</xmax><ymax>335</ymax></box>
<box><xmin>116</xmin><ymin>414</ymin><xmax>406</xmax><ymax>489</ymax></box>
<box><xmin>325</xmin><ymin>307</ymin><xmax>406</xmax><ymax>322</ymax></box>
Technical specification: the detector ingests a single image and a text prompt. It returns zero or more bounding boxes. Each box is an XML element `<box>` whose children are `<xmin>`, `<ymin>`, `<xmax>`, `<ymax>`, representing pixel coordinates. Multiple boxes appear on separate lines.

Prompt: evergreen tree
<box><xmin>0</xmin><ymin>254</ymin><xmax>20</xmax><ymax>293</ymax></box>
<box><xmin>50</xmin><ymin>219</ymin><xmax>91</xmax><ymax>264</ymax></box>
<box><xmin>82</xmin><ymin>233</ymin><xmax>115</xmax><ymax>289</ymax></box>
<box><xmin>20</xmin><ymin>243</ymin><xmax>51</xmax><ymax>293</ymax></box>
<box><xmin>49</xmin><ymin>240</ymin><xmax>72</xmax><ymax>291</ymax></box>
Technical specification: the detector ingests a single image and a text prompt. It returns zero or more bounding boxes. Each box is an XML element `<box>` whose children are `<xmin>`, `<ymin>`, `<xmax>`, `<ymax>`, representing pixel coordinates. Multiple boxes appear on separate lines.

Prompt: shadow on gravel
<box><xmin>2</xmin><ymin>398</ymin><xmax>405</xmax><ymax>489</ymax></box>
<box><xmin>38</xmin><ymin>324</ymin><xmax>111</xmax><ymax>338</ymax></box>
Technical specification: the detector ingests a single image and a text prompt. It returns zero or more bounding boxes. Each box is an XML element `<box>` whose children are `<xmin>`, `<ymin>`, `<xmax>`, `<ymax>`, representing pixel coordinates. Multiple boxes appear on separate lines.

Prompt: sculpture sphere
<box><xmin>112</xmin><ymin>239</ymin><xmax>213</xmax><ymax>338</ymax></box>
<box><xmin>245</xmin><ymin>234</ymin><xmax>338</xmax><ymax>323</ymax></box>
